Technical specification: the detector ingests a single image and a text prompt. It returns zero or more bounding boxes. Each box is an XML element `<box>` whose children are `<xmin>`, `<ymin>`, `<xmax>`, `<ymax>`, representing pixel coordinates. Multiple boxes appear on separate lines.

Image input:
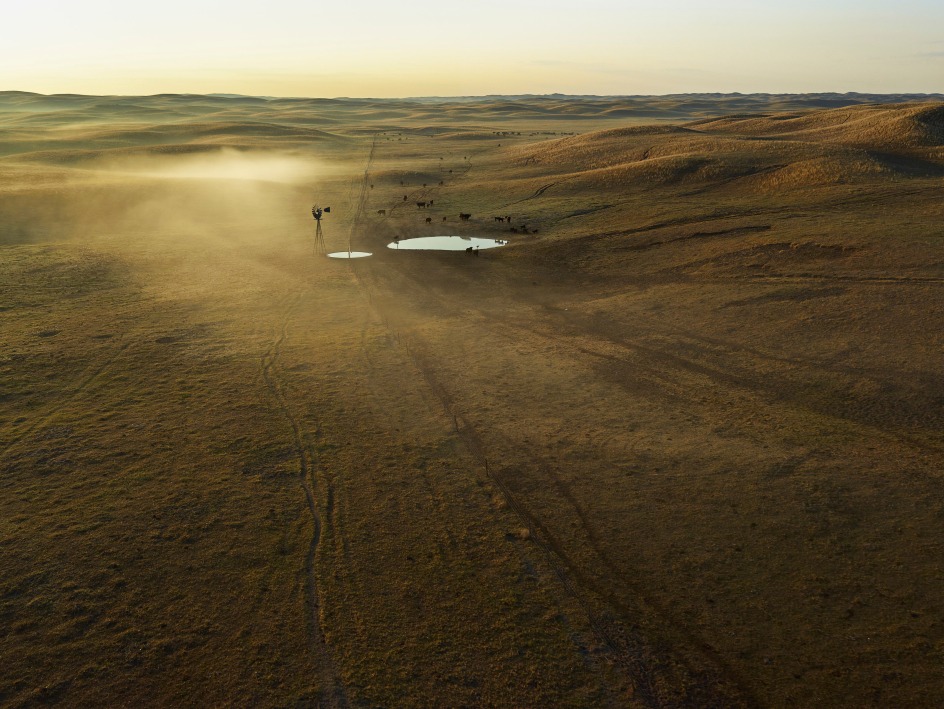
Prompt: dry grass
<box><xmin>689</xmin><ymin>102</ymin><xmax>944</xmax><ymax>151</ymax></box>
<box><xmin>1</xmin><ymin>92</ymin><xmax>942</xmax><ymax>707</ymax></box>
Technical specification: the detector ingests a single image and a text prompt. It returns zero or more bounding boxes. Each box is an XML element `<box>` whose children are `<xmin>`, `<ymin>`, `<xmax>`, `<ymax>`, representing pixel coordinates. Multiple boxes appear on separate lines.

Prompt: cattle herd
<box><xmin>375</xmin><ymin>205</ymin><xmax>533</xmax><ymax>233</ymax></box>
<box><xmin>373</xmin><ymin>178</ymin><xmax>535</xmax><ymax>236</ymax></box>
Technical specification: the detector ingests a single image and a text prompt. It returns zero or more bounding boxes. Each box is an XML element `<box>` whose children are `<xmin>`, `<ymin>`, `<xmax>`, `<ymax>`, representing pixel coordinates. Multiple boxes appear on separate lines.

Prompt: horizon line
<box><xmin>3</xmin><ymin>89</ymin><xmax>944</xmax><ymax>102</ymax></box>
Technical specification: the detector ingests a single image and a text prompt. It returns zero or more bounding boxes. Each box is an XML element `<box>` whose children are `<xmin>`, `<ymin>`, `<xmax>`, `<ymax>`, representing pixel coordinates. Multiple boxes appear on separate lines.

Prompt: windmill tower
<box><xmin>311</xmin><ymin>205</ymin><xmax>330</xmax><ymax>255</ymax></box>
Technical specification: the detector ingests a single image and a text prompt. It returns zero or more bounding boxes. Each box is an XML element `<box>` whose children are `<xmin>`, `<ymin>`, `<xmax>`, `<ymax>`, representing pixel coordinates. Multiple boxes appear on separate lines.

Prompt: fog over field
<box><xmin>1</xmin><ymin>91</ymin><xmax>942</xmax><ymax>707</ymax></box>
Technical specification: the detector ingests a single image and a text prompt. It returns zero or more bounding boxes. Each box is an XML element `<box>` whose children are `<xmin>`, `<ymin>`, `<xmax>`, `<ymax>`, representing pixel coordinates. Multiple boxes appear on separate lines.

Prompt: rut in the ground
<box><xmin>260</xmin><ymin>298</ymin><xmax>348</xmax><ymax>709</ymax></box>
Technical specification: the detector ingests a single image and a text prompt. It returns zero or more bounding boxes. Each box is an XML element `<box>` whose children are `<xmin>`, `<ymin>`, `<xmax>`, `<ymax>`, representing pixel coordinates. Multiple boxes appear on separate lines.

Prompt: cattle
<box><xmin>403</xmin><ymin>195</ymin><xmax>408</xmax><ymax>201</ymax></box>
<box><xmin>377</xmin><ymin>209</ymin><xmax>386</xmax><ymax>216</ymax></box>
<box><xmin>505</xmin><ymin>216</ymin><xmax>511</xmax><ymax>222</ymax></box>
<box><xmin>494</xmin><ymin>216</ymin><xmax>504</xmax><ymax>222</ymax></box>
<box><xmin>465</xmin><ymin>247</ymin><xmax>473</xmax><ymax>253</ymax></box>
<box><xmin>459</xmin><ymin>213</ymin><xmax>471</xmax><ymax>221</ymax></box>
<box><xmin>442</xmin><ymin>216</ymin><xmax>447</xmax><ymax>222</ymax></box>
<box><xmin>417</xmin><ymin>201</ymin><xmax>427</xmax><ymax>208</ymax></box>
<box><xmin>425</xmin><ymin>217</ymin><xmax>432</xmax><ymax>224</ymax></box>
<box><xmin>428</xmin><ymin>200</ymin><xmax>434</xmax><ymax>206</ymax></box>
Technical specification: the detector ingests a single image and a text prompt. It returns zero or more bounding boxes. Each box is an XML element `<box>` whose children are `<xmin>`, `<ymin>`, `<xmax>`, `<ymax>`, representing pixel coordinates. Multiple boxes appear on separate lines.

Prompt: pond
<box><xmin>387</xmin><ymin>236</ymin><xmax>508</xmax><ymax>251</ymax></box>
<box><xmin>327</xmin><ymin>251</ymin><xmax>372</xmax><ymax>259</ymax></box>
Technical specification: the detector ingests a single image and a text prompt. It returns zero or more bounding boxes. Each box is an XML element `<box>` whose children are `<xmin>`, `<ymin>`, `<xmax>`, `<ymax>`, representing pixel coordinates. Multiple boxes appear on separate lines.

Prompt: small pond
<box><xmin>387</xmin><ymin>236</ymin><xmax>508</xmax><ymax>251</ymax></box>
<box><xmin>327</xmin><ymin>251</ymin><xmax>372</xmax><ymax>259</ymax></box>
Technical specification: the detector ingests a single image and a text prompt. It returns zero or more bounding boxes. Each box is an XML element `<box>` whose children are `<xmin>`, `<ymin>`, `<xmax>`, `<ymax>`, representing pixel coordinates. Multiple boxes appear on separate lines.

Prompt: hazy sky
<box><xmin>2</xmin><ymin>0</ymin><xmax>942</xmax><ymax>97</ymax></box>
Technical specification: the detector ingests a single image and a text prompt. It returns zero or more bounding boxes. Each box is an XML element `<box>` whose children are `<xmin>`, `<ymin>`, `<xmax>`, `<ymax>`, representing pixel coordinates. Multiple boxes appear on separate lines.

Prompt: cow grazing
<box><xmin>494</xmin><ymin>216</ymin><xmax>504</xmax><ymax>222</ymax></box>
<box><xmin>417</xmin><ymin>202</ymin><xmax>427</xmax><ymax>208</ymax></box>
<box><xmin>377</xmin><ymin>209</ymin><xmax>386</xmax><ymax>216</ymax></box>
<box><xmin>425</xmin><ymin>217</ymin><xmax>432</xmax><ymax>224</ymax></box>
<box><xmin>459</xmin><ymin>213</ymin><xmax>471</xmax><ymax>221</ymax></box>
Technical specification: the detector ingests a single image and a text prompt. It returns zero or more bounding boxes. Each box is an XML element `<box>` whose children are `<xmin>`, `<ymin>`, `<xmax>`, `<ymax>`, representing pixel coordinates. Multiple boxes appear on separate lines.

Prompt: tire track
<box><xmin>505</xmin><ymin>177</ymin><xmax>577</xmax><ymax>207</ymax></box>
<box><xmin>403</xmin><ymin>342</ymin><xmax>661</xmax><ymax>707</ymax></box>
<box><xmin>403</xmin><ymin>338</ymin><xmax>758</xmax><ymax>709</ymax></box>
<box><xmin>260</xmin><ymin>296</ymin><xmax>348</xmax><ymax>709</ymax></box>
<box><xmin>351</xmin><ymin>260</ymin><xmax>761</xmax><ymax>706</ymax></box>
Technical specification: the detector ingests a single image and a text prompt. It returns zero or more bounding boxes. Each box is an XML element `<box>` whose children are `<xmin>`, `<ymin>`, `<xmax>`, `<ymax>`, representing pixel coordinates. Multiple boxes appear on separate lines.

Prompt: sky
<box><xmin>2</xmin><ymin>0</ymin><xmax>942</xmax><ymax>97</ymax></box>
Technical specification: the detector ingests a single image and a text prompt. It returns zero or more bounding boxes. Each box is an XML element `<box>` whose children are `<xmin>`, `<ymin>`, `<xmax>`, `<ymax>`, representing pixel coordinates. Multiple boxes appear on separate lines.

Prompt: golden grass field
<box><xmin>1</xmin><ymin>91</ymin><xmax>942</xmax><ymax>707</ymax></box>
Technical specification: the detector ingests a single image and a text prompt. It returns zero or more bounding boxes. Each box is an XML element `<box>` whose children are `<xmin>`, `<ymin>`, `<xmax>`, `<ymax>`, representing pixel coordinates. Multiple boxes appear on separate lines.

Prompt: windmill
<box><xmin>311</xmin><ymin>205</ymin><xmax>330</xmax><ymax>255</ymax></box>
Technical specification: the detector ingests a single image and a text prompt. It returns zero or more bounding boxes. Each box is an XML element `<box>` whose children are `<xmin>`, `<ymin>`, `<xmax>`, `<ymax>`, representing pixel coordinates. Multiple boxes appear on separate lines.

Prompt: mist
<box><xmin>101</xmin><ymin>149</ymin><xmax>324</xmax><ymax>184</ymax></box>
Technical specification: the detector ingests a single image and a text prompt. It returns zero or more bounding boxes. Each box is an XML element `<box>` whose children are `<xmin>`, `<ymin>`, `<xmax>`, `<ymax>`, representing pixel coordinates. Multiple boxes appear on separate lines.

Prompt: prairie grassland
<box><xmin>1</xmin><ymin>92</ymin><xmax>942</xmax><ymax>707</ymax></box>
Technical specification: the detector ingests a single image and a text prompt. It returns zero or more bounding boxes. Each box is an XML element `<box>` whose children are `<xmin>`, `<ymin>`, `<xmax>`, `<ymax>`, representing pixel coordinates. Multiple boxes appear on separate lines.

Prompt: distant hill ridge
<box><xmin>2</xmin><ymin>91</ymin><xmax>942</xmax><ymax>130</ymax></box>
<box><xmin>505</xmin><ymin>102</ymin><xmax>944</xmax><ymax>193</ymax></box>
<box><xmin>2</xmin><ymin>90</ymin><xmax>943</xmax><ymax>105</ymax></box>
<box><xmin>688</xmin><ymin>102</ymin><xmax>944</xmax><ymax>148</ymax></box>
